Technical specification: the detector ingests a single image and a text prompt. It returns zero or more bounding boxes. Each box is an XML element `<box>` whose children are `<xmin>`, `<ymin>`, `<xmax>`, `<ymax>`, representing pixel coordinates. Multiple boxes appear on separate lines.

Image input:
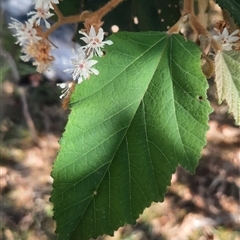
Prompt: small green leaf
<box><xmin>214</xmin><ymin>50</ymin><xmax>240</xmax><ymax>124</ymax></box>
<box><xmin>51</xmin><ymin>32</ymin><xmax>211</xmax><ymax>240</ymax></box>
<box><xmin>216</xmin><ymin>0</ymin><xmax>240</xmax><ymax>25</ymax></box>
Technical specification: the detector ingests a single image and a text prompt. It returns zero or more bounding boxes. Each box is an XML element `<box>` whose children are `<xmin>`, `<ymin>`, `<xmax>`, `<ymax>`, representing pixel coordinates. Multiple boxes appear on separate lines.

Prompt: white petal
<box><xmin>89</xmin><ymin>26</ymin><xmax>97</xmax><ymax>38</ymax></box>
<box><xmin>230</xmin><ymin>29</ymin><xmax>239</xmax><ymax>36</ymax></box>
<box><xmin>90</xmin><ymin>68</ymin><xmax>99</xmax><ymax>75</ymax></box>
<box><xmin>87</xmin><ymin>59</ymin><xmax>98</xmax><ymax>67</ymax></box>
<box><xmin>228</xmin><ymin>36</ymin><xmax>240</xmax><ymax>42</ymax></box>
<box><xmin>44</xmin><ymin>19</ymin><xmax>51</xmax><ymax>28</ymax></box>
<box><xmin>104</xmin><ymin>40</ymin><xmax>113</xmax><ymax>45</ymax></box>
<box><xmin>80</xmin><ymin>36</ymin><xmax>90</xmax><ymax>44</ymax></box>
<box><xmin>97</xmin><ymin>28</ymin><xmax>104</xmax><ymax>41</ymax></box>
<box><xmin>222</xmin><ymin>28</ymin><xmax>229</xmax><ymax>38</ymax></box>
<box><xmin>79</xmin><ymin>30</ymin><xmax>89</xmax><ymax>38</ymax></box>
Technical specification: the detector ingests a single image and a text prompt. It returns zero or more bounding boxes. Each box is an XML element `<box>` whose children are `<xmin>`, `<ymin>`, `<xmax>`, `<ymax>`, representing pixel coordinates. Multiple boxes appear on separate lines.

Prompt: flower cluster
<box><xmin>8</xmin><ymin>0</ymin><xmax>58</xmax><ymax>72</ymax></box>
<box><xmin>60</xmin><ymin>25</ymin><xmax>113</xmax><ymax>99</ymax></box>
<box><xmin>212</xmin><ymin>27</ymin><xmax>240</xmax><ymax>51</ymax></box>
<box><xmin>8</xmin><ymin>0</ymin><xmax>114</xmax><ymax>101</ymax></box>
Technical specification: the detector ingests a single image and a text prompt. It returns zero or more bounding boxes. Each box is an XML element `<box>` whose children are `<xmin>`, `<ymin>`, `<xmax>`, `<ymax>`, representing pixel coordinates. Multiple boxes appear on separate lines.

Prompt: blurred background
<box><xmin>1</xmin><ymin>0</ymin><xmax>240</xmax><ymax>239</ymax></box>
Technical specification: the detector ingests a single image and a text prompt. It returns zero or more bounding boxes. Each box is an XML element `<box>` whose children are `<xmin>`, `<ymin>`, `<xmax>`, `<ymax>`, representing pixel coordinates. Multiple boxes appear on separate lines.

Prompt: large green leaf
<box><xmin>216</xmin><ymin>0</ymin><xmax>240</xmax><ymax>25</ymax></box>
<box><xmin>51</xmin><ymin>32</ymin><xmax>211</xmax><ymax>240</ymax></box>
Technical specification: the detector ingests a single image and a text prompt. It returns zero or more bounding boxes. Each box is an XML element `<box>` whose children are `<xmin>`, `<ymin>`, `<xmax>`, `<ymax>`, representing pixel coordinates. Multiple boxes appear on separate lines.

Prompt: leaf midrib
<box><xmin>70</xmin><ymin>34</ymin><xmax>169</xmax><ymax>239</ymax></box>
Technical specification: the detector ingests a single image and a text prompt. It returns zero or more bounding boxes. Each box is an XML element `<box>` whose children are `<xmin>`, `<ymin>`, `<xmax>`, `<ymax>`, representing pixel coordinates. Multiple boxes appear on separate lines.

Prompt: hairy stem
<box><xmin>189</xmin><ymin>13</ymin><xmax>208</xmax><ymax>36</ymax></box>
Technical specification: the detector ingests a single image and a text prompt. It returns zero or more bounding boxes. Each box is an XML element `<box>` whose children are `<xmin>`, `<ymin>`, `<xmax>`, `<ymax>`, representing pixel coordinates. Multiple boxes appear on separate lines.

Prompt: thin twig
<box><xmin>52</xmin><ymin>3</ymin><xmax>64</xmax><ymax>19</ymax></box>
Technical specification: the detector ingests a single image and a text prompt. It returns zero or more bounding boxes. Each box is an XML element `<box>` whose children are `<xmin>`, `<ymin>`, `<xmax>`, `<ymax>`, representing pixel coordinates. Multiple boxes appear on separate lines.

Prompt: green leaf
<box><xmin>215</xmin><ymin>0</ymin><xmax>240</xmax><ymax>25</ymax></box>
<box><xmin>214</xmin><ymin>51</ymin><xmax>240</xmax><ymax>124</ymax></box>
<box><xmin>51</xmin><ymin>32</ymin><xmax>211</xmax><ymax>240</ymax></box>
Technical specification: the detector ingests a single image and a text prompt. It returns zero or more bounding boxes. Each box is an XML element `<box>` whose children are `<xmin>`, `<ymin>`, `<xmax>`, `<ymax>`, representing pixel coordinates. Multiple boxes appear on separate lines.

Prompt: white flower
<box><xmin>64</xmin><ymin>48</ymin><xmax>99</xmax><ymax>83</ymax></box>
<box><xmin>28</xmin><ymin>5</ymin><xmax>54</xmax><ymax>28</ymax></box>
<box><xmin>35</xmin><ymin>0</ymin><xmax>59</xmax><ymax>9</ymax></box>
<box><xmin>57</xmin><ymin>82</ymin><xmax>74</xmax><ymax>99</ymax></box>
<box><xmin>8</xmin><ymin>18</ymin><xmax>42</xmax><ymax>46</ymax></box>
<box><xmin>79</xmin><ymin>26</ymin><xmax>113</xmax><ymax>57</ymax></box>
<box><xmin>212</xmin><ymin>27</ymin><xmax>240</xmax><ymax>51</ymax></box>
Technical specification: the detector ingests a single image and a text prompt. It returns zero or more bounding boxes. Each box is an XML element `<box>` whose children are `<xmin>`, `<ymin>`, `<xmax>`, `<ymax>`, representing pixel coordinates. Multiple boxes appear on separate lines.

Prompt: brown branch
<box><xmin>44</xmin><ymin>0</ymin><xmax>124</xmax><ymax>37</ymax></box>
<box><xmin>44</xmin><ymin>11</ymin><xmax>90</xmax><ymax>37</ymax></box>
<box><xmin>183</xmin><ymin>0</ymin><xmax>193</xmax><ymax>15</ymax></box>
